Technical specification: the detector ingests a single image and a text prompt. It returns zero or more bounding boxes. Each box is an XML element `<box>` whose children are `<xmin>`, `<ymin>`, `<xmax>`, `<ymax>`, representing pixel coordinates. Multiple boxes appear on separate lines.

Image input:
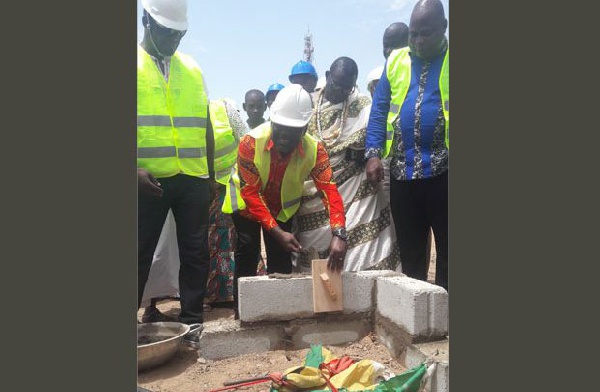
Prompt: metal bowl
<box><xmin>137</xmin><ymin>322</ymin><xmax>191</xmax><ymax>371</ymax></box>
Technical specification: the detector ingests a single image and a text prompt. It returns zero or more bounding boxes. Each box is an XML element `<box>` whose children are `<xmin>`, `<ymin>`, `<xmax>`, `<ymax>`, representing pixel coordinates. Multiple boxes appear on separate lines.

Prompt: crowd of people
<box><xmin>136</xmin><ymin>0</ymin><xmax>449</xmax><ymax>326</ymax></box>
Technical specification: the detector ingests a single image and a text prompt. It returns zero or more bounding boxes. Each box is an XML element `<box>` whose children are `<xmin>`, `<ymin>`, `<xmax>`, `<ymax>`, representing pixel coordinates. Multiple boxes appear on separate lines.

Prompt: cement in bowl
<box><xmin>137</xmin><ymin>322</ymin><xmax>191</xmax><ymax>371</ymax></box>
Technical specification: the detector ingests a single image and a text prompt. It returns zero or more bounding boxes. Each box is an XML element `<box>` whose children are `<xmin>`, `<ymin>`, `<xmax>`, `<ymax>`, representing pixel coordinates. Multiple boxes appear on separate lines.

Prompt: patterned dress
<box><xmin>293</xmin><ymin>89</ymin><xmax>401</xmax><ymax>272</ymax></box>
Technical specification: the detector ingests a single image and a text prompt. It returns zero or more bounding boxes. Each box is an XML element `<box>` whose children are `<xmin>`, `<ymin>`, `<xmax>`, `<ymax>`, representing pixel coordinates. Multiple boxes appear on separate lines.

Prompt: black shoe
<box><xmin>141</xmin><ymin>307</ymin><xmax>176</xmax><ymax>323</ymax></box>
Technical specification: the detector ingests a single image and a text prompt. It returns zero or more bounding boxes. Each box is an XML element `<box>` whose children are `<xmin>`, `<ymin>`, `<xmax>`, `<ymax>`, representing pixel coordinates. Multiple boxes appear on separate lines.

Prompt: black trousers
<box><xmin>231</xmin><ymin>213</ymin><xmax>294</xmax><ymax>303</ymax></box>
<box><xmin>138</xmin><ymin>174</ymin><xmax>211</xmax><ymax>324</ymax></box>
<box><xmin>390</xmin><ymin>171</ymin><xmax>448</xmax><ymax>291</ymax></box>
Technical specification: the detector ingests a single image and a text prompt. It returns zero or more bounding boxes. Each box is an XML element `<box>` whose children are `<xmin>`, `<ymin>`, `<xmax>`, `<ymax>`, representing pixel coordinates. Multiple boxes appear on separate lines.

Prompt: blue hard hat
<box><xmin>266</xmin><ymin>83</ymin><xmax>285</xmax><ymax>94</ymax></box>
<box><xmin>288</xmin><ymin>60</ymin><xmax>318</xmax><ymax>81</ymax></box>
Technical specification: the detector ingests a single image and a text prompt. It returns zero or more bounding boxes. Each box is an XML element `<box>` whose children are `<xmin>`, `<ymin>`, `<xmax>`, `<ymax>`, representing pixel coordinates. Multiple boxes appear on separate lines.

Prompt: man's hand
<box><xmin>270</xmin><ymin>226</ymin><xmax>302</xmax><ymax>253</ymax></box>
<box><xmin>365</xmin><ymin>157</ymin><xmax>384</xmax><ymax>187</ymax></box>
<box><xmin>138</xmin><ymin>168</ymin><xmax>163</xmax><ymax>197</ymax></box>
<box><xmin>327</xmin><ymin>236</ymin><xmax>347</xmax><ymax>272</ymax></box>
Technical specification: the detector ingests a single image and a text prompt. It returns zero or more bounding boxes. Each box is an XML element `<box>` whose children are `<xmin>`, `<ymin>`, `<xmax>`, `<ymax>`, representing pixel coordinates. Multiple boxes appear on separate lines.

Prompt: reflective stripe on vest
<box><xmin>208</xmin><ymin>100</ymin><xmax>239</xmax><ymax>185</ymax></box>
<box><xmin>222</xmin><ymin>164</ymin><xmax>245</xmax><ymax>213</ymax></box>
<box><xmin>384</xmin><ymin>47</ymin><xmax>449</xmax><ymax>157</ymax></box>
<box><xmin>137</xmin><ymin>46</ymin><xmax>209</xmax><ymax>178</ymax></box>
<box><xmin>221</xmin><ymin>122</ymin><xmax>318</xmax><ymax>222</ymax></box>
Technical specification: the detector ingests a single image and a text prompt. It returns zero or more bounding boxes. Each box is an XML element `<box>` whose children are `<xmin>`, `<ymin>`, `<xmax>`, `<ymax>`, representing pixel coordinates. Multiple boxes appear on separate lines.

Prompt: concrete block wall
<box><xmin>238</xmin><ymin>270</ymin><xmax>400</xmax><ymax>322</ymax></box>
<box><xmin>289</xmin><ymin>316</ymin><xmax>372</xmax><ymax>349</ymax></box>
<box><xmin>238</xmin><ymin>276</ymin><xmax>314</xmax><ymax>322</ymax></box>
<box><xmin>208</xmin><ymin>270</ymin><xmax>450</xmax><ymax>387</ymax></box>
<box><xmin>197</xmin><ymin>319</ymin><xmax>285</xmax><ymax>360</ymax></box>
<box><xmin>197</xmin><ymin>315</ymin><xmax>372</xmax><ymax>360</ymax></box>
<box><xmin>376</xmin><ymin>276</ymin><xmax>448</xmax><ymax>337</ymax></box>
<box><xmin>342</xmin><ymin>270</ymin><xmax>400</xmax><ymax>312</ymax></box>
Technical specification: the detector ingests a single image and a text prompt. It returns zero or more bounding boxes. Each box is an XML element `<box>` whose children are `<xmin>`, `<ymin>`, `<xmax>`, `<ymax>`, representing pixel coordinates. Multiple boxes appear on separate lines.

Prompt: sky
<box><xmin>136</xmin><ymin>0</ymin><xmax>449</xmax><ymax>119</ymax></box>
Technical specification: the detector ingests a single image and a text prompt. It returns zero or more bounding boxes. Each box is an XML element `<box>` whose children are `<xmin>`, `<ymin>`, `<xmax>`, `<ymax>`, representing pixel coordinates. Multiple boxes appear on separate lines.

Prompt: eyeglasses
<box><xmin>328</xmin><ymin>77</ymin><xmax>355</xmax><ymax>95</ymax></box>
<box><xmin>149</xmin><ymin>17</ymin><xmax>187</xmax><ymax>39</ymax></box>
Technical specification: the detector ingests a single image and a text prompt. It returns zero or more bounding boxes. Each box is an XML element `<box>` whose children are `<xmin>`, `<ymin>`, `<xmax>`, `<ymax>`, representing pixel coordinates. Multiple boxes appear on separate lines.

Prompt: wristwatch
<box><xmin>332</xmin><ymin>227</ymin><xmax>348</xmax><ymax>241</ymax></box>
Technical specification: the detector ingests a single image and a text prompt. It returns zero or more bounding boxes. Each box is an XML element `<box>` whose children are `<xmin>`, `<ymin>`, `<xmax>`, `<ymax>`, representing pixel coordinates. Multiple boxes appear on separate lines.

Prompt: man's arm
<box><xmin>237</xmin><ymin>137</ymin><xmax>301</xmax><ymax>253</ymax></box>
<box><xmin>237</xmin><ymin>136</ymin><xmax>278</xmax><ymax>231</ymax></box>
<box><xmin>364</xmin><ymin>65</ymin><xmax>392</xmax><ymax>187</ymax></box>
<box><xmin>310</xmin><ymin>143</ymin><xmax>347</xmax><ymax>271</ymax></box>
<box><xmin>364</xmin><ymin>65</ymin><xmax>392</xmax><ymax>158</ymax></box>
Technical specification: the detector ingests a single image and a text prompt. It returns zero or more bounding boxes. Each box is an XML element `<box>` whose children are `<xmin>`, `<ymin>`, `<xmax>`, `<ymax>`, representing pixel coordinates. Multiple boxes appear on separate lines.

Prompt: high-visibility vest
<box><xmin>137</xmin><ymin>46</ymin><xmax>209</xmax><ymax>178</ymax></box>
<box><xmin>222</xmin><ymin>122</ymin><xmax>318</xmax><ymax>223</ymax></box>
<box><xmin>384</xmin><ymin>47</ymin><xmax>449</xmax><ymax>157</ymax></box>
<box><xmin>208</xmin><ymin>99</ymin><xmax>238</xmax><ymax>185</ymax></box>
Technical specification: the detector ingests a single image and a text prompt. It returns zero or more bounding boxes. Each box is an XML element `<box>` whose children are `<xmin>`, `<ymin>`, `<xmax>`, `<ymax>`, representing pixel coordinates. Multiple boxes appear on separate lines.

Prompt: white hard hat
<box><xmin>366</xmin><ymin>65</ymin><xmax>385</xmax><ymax>86</ymax></box>
<box><xmin>269</xmin><ymin>84</ymin><xmax>313</xmax><ymax>128</ymax></box>
<box><xmin>141</xmin><ymin>0</ymin><xmax>188</xmax><ymax>31</ymax></box>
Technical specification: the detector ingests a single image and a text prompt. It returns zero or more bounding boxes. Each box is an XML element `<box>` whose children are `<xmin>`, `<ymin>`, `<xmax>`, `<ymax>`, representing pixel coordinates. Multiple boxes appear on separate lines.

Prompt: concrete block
<box><xmin>432</xmin><ymin>361</ymin><xmax>449</xmax><ymax>392</ymax></box>
<box><xmin>197</xmin><ymin>319</ymin><xmax>285</xmax><ymax>360</ymax></box>
<box><xmin>402</xmin><ymin>339</ymin><xmax>449</xmax><ymax>392</ymax></box>
<box><xmin>238</xmin><ymin>276</ymin><xmax>314</xmax><ymax>322</ymax></box>
<box><xmin>428</xmin><ymin>288</ymin><xmax>449</xmax><ymax>336</ymax></box>
<box><xmin>373</xmin><ymin>312</ymin><xmax>416</xmax><ymax>360</ymax></box>
<box><xmin>376</xmin><ymin>276</ymin><xmax>448</xmax><ymax>337</ymax></box>
<box><xmin>342</xmin><ymin>270</ymin><xmax>400</xmax><ymax>313</ymax></box>
<box><xmin>402</xmin><ymin>339</ymin><xmax>449</xmax><ymax>368</ymax></box>
<box><xmin>289</xmin><ymin>315</ymin><xmax>371</xmax><ymax>349</ymax></box>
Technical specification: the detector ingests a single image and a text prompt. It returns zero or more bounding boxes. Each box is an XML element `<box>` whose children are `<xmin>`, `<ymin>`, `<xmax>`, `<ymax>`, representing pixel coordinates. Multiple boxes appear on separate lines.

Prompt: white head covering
<box><xmin>314</xmin><ymin>75</ymin><xmax>327</xmax><ymax>92</ymax></box>
<box><xmin>366</xmin><ymin>65</ymin><xmax>385</xmax><ymax>87</ymax></box>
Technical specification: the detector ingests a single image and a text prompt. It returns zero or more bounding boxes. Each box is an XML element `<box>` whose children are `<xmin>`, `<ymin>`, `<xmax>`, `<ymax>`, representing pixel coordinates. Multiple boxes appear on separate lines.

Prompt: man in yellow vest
<box><xmin>382</xmin><ymin>22</ymin><xmax>409</xmax><ymax>60</ymax></box>
<box><xmin>140</xmin><ymin>98</ymin><xmax>245</xmax><ymax>322</ymax></box>
<box><xmin>222</xmin><ymin>84</ymin><xmax>348</xmax><ymax>316</ymax></box>
<box><xmin>364</xmin><ymin>0</ymin><xmax>449</xmax><ymax>291</ymax></box>
<box><xmin>137</xmin><ymin>0</ymin><xmax>215</xmax><ymax>325</ymax></box>
<box><xmin>372</xmin><ymin>19</ymin><xmax>435</xmax><ymax>271</ymax></box>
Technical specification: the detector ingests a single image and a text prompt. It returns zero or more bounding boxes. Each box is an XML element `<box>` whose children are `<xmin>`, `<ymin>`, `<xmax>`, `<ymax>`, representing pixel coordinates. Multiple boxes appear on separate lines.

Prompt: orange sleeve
<box><xmin>309</xmin><ymin>142</ymin><xmax>346</xmax><ymax>229</ymax></box>
<box><xmin>237</xmin><ymin>136</ymin><xmax>279</xmax><ymax>230</ymax></box>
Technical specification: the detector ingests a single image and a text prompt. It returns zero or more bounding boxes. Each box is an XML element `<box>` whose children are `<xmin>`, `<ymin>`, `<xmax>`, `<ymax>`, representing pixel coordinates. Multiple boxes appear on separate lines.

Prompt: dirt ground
<box><xmin>138</xmin><ymin>313</ymin><xmax>408</xmax><ymax>392</ymax></box>
<box><xmin>138</xmin><ymin>242</ymin><xmax>437</xmax><ymax>392</ymax></box>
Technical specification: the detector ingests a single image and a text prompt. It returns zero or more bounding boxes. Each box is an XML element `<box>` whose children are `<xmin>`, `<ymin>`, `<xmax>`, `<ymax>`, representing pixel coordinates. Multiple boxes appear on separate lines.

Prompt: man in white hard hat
<box><xmin>137</xmin><ymin>0</ymin><xmax>215</xmax><ymax>326</ymax></box>
<box><xmin>222</xmin><ymin>84</ymin><xmax>347</xmax><ymax>316</ymax></box>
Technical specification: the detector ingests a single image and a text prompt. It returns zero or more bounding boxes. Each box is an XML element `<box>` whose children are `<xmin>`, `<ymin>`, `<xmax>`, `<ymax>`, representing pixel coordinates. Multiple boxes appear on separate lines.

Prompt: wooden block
<box><xmin>320</xmin><ymin>272</ymin><xmax>337</xmax><ymax>300</ymax></box>
<box><xmin>312</xmin><ymin>259</ymin><xmax>343</xmax><ymax>312</ymax></box>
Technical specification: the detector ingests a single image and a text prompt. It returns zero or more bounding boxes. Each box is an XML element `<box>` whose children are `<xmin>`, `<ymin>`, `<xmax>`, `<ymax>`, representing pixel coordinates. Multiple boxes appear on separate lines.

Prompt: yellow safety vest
<box><xmin>385</xmin><ymin>47</ymin><xmax>449</xmax><ymax>157</ymax></box>
<box><xmin>222</xmin><ymin>122</ymin><xmax>318</xmax><ymax>223</ymax></box>
<box><xmin>208</xmin><ymin>99</ymin><xmax>238</xmax><ymax>185</ymax></box>
<box><xmin>137</xmin><ymin>46</ymin><xmax>209</xmax><ymax>178</ymax></box>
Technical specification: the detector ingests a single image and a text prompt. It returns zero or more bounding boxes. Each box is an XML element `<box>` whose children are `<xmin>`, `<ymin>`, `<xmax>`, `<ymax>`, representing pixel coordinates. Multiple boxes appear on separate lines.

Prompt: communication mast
<box><xmin>303</xmin><ymin>26</ymin><xmax>314</xmax><ymax>64</ymax></box>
